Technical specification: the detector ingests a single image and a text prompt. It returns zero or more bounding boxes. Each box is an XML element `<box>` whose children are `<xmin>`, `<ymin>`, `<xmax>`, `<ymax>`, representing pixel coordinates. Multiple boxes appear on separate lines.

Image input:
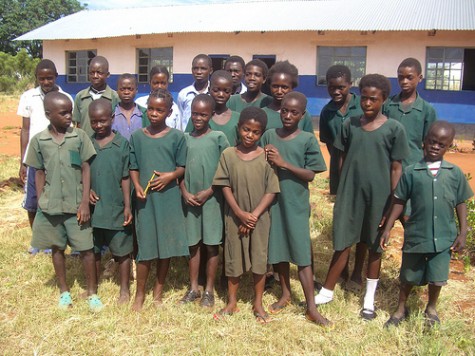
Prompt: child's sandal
<box><xmin>58</xmin><ymin>291</ymin><xmax>73</xmax><ymax>310</ymax></box>
<box><xmin>87</xmin><ymin>294</ymin><xmax>104</xmax><ymax>312</ymax></box>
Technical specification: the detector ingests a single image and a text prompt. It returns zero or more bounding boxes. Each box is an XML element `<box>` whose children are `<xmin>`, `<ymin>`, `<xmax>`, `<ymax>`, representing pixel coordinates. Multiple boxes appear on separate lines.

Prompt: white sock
<box><xmin>314</xmin><ymin>287</ymin><xmax>334</xmax><ymax>304</ymax></box>
<box><xmin>363</xmin><ymin>278</ymin><xmax>379</xmax><ymax>311</ymax></box>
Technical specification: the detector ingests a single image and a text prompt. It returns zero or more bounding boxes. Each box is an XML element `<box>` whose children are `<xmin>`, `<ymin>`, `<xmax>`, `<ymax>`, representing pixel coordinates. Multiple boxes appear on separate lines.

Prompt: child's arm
<box><xmin>121</xmin><ymin>177</ymin><xmax>133</xmax><ymax>226</ymax></box>
<box><xmin>35</xmin><ymin>169</ymin><xmax>46</xmax><ymax>200</ymax></box>
<box><xmin>19</xmin><ymin>117</ymin><xmax>30</xmax><ymax>182</ymax></box>
<box><xmin>89</xmin><ymin>189</ymin><xmax>99</xmax><ymax>205</ymax></box>
<box><xmin>194</xmin><ymin>187</ymin><xmax>214</xmax><ymax>206</ymax></box>
<box><xmin>251</xmin><ymin>193</ymin><xmax>276</xmax><ymax>219</ymax></box>
<box><xmin>179</xmin><ymin>178</ymin><xmax>200</xmax><ymax>206</ymax></box>
<box><xmin>380</xmin><ymin>160</ymin><xmax>403</xmax><ymax>226</ymax></box>
<box><xmin>150</xmin><ymin>167</ymin><xmax>185</xmax><ymax>192</ymax></box>
<box><xmin>77</xmin><ymin>161</ymin><xmax>91</xmax><ymax>225</ymax></box>
<box><xmin>265</xmin><ymin>144</ymin><xmax>316</xmax><ymax>182</ymax></box>
<box><xmin>130</xmin><ymin>170</ymin><xmax>145</xmax><ymax>200</ymax></box>
<box><xmin>222</xmin><ymin>186</ymin><xmax>258</xmax><ymax>229</ymax></box>
<box><xmin>451</xmin><ymin>202</ymin><xmax>468</xmax><ymax>252</ymax></box>
<box><xmin>379</xmin><ymin>198</ymin><xmax>405</xmax><ymax>250</ymax></box>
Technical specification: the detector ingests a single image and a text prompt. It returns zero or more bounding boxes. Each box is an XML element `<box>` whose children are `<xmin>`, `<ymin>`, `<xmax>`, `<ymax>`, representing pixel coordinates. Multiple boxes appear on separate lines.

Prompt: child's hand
<box><xmin>150</xmin><ymin>171</ymin><xmax>175</xmax><ymax>191</ymax></box>
<box><xmin>238</xmin><ymin>224</ymin><xmax>252</xmax><ymax>236</ymax></box>
<box><xmin>237</xmin><ymin>211</ymin><xmax>257</xmax><ymax>229</ymax></box>
<box><xmin>135</xmin><ymin>186</ymin><xmax>146</xmax><ymax>200</ymax></box>
<box><xmin>77</xmin><ymin>202</ymin><xmax>90</xmax><ymax>225</ymax></box>
<box><xmin>182</xmin><ymin>189</ymin><xmax>200</xmax><ymax>206</ymax></box>
<box><xmin>123</xmin><ymin>207</ymin><xmax>133</xmax><ymax>226</ymax></box>
<box><xmin>19</xmin><ymin>165</ymin><xmax>27</xmax><ymax>184</ymax></box>
<box><xmin>265</xmin><ymin>144</ymin><xmax>285</xmax><ymax>168</ymax></box>
<box><xmin>380</xmin><ymin>231</ymin><xmax>390</xmax><ymax>250</ymax></box>
<box><xmin>194</xmin><ymin>188</ymin><xmax>213</xmax><ymax>206</ymax></box>
<box><xmin>89</xmin><ymin>189</ymin><xmax>99</xmax><ymax>205</ymax></box>
<box><xmin>451</xmin><ymin>235</ymin><xmax>466</xmax><ymax>252</ymax></box>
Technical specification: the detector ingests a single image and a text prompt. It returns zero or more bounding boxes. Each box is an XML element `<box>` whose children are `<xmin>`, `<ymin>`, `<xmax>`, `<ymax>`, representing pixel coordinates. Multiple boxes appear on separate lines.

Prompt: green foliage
<box><xmin>0</xmin><ymin>50</ymin><xmax>39</xmax><ymax>93</ymax></box>
<box><xmin>0</xmin><ymin>0</ymin><xmax>84</xmax><ymax>58</ymax></box>
<box><xmin>465</xmin><ymin>198</ymin><xmax>475</xmax><ymax>267</ymax></box>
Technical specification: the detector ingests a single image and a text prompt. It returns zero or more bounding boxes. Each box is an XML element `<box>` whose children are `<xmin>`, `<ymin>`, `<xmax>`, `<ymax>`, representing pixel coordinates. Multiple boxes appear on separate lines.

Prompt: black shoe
<box><xmin>384</xmin><ymin>308</ymin><xmax>409</xmax><ymax>328</ymax></box>
<box><xmin>179</xmin><ymin>289</ymin><xmax>201</xmax><ymax>304</ymax></box>
<box><xmin>360</xmin><ymin>308</ymin><xmax>377</xmax><ymax>321</ymax></box>
<box><xmin>200</xmin><ymin>291</ymin><xmax>215</xmax><ymax>307</ymax></box>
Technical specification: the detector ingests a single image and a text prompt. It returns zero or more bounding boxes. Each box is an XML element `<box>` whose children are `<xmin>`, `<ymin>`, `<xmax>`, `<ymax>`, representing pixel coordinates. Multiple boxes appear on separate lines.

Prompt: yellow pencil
<box><xmin>143</xmin><ymin>172</ymin><xmax>156</xmax><ymax>197</ymax></box>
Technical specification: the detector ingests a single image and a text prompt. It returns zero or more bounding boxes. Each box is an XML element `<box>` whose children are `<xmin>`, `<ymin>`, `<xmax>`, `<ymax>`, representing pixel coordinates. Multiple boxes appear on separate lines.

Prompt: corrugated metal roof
<box><xmin>15</xmin><ymin>0</ymin><xmax>475</xmax><ymax>41</ymax></box>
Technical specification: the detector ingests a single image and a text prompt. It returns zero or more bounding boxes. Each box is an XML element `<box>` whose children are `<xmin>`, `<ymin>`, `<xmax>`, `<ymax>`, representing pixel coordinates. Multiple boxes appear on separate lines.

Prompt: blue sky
<box><xmin>81</xmin><ymin>0</ymin><xmax>264</xmax><ymax>10</ymax></box>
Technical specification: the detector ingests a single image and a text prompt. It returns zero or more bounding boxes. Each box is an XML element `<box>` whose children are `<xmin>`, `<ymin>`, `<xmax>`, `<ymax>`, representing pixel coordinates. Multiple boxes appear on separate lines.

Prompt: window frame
<box><xmin>65</xmin><ymin>49</ymin><xmax>97</xmax><ymax>83</ymax></box>
<box><xmin>136</xmin><ymin>47</ymin><xmax>173</xmax><ymax>84</ymax></box>
<box><xmin>316</xmin><ymin>46</ymin><xmax>367</xmax><ymax>86</ymax></box>
<box><xmin>425</xmin><ymin>47</ymin><xmax>464</xmax><ymax>91</ymax></box>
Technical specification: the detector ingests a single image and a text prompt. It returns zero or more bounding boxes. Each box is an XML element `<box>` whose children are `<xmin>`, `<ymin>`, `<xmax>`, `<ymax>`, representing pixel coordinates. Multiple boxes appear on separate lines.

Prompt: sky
<box><xmin>81</xmin><ymin>0</ymin><xmax>278</xmax><ymax>10</ymax></box>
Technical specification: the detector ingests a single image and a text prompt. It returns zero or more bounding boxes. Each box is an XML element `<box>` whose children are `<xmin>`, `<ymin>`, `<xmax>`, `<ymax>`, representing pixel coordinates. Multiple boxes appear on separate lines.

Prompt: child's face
<box><xmin>327</xmin><ymin>77</ymin><xmax>351</xmax><ymax>104</ymax></box>
<box><xmin>397</xmin><ymin>66</ymin><xmax>422</xmax><ymax>95</ymax></box>
<box><xmin>192</xmin><ymin>58</ymin><xmax>212</xmax><ymax>84</ymax></box>
<box><xmin>37</xmin><ymin>68</ymin><xmax>57</xmax><ymax>93</ymax></box>
<box><xmin>224</xmin><ymin>61</ymin><xmax>244</xmax><ymax>87</ymax></box>
<box><xmin>88</xmin><ymin>62</ymin><xmax>110</xmax><ymax>90</ymax></box>
<box><xmin>238</xmin><ymin>119</ymin><xmax>264</xmax><ymax>148</ymax></box>
<box><xmin>191</xmin><ymin>100</ymin><xmax>213</xmax><ymax>132</ymax></box>
<box><xmin>47</xmin><ymin>99</ymin><xmax>73</xmax><ymax>130</ymax></box>
<box><xmin>210</xmin><ymin>77</ymin><xmax>233</xmax><ymax>106</ymax></box>
<box><xmin>245</xmin><ymin>65</ymin><xmax>266</xmax><ymax>93</ymax></box>
<box><xmin>147</xmin><ymin>97</ymin><xmax>171</xmax><ymax>127</ymax></box>
<box><xmin>423</xmin><ymin>128</ymin><xmax>452</xmax><ymax>162</ymax></box>
<box><xmin>150</xmin><ymin>72</ymin><xmax>169</xmax><ymax>91</ymax></box>
<box><xmin>90</xmin><ymin>108</ymin><xmax>113</xmax><ymax>138</ymax></box>
<box><xmin>117</xmin><ymin>78</ymin><xmax>137</xmax><ymax>104</ymax></box>
<box><xmin>270</xmin><ymin>73</ymin><xmax>293</xmax><ymax>102</ymax></box>
<box><xmin>360</xmin><ymin>86</ymin><xmax>385</xmax><ymax>120</ymax></box>
<box><xmin>280</xmin><ymin>97</ymin><xmax>305</xmax><ymax>130</ymax></box>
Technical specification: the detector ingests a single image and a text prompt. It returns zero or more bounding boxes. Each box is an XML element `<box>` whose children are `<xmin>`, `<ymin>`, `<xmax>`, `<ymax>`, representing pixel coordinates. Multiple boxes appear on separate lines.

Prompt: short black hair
<box><xmin>268</xmin><ymin>60</ymin><xmax>299</xmax><ymax>88</ymax></box>
<box><xmin>35</xmin><ymin>59</ymin><xmax>58</xmax><ymax>76</ymax></box>
<box><xmin>89</xmin><ymin>97</ymin><xmax>113</xmax><ymax>117</ymax></box>
<box><xmin>210</xmin><ymin>69</ymin><xmax>233</xmax><ymax>84</ymax></box>
<box><xmin>193</xmin><ymin>54</ymin><xmax>213</xmax><ymax>68</ymax></box>
<box><xmin>359</xmin><ymin>74</ymin><xmax>391</xmax><ymax>100</ymax></box>
<box><xmin>44</xmin><ymin>92</ymin><xmax>71</xmax><ymax>113</ymax></box>
<box><xmin>282</xmin><ymin>91</ymin><xmax>307</xmax><ymax>111</ymax></box>
<box><xmin>149</xmin><ymin>65</ymin><xmax>170</xmax><ymax>81</ymax></box>
<box><xmin>147</xmin><ymin>88</ymin><xmax>173</xmax><ymax>109</ymax></box>
<box><xmin>117</xmin><ymin>73</ymin><xmax>137</xmax><ymax>87</ymax></box>
<box><xmin>398</xmin><ymin>57</ymin><xmax>422</xmax><ymax>75</ymax></box>
<box><xmin>326</xmin><ymin>65</ymin><xmax>352</xmax><ymax>83</ymax></box>
<box><xmin>245</xmin><ymin>59</ymin><xmax>268</xmax><ymax>79</ymax></box>
<box><xmin>192</xmin><ymin>93</ymin><xmax>216</xmax><ymax>112</ymax></box>
<box><xmin>90</xmin><ymin>56</ymin><xmax>109</xmax><ymax>72</ymax></box>
<box><xmin>238</xmin><ymin>107</ymin><xmax>267</xmax><ymax>130</ymax></box>
<box><xmin>426</xmin><ymin>120</ymin><xmax>456</xmax><ymax>142</ymax></box>
<box><xmin>224</xmin><ymin>55</ymin><xmax>245</xmax><ymax>70</ymax></box>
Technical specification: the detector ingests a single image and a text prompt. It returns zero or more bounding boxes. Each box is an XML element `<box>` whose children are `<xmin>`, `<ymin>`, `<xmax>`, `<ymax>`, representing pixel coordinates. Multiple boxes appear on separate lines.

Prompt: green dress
<box><xmin>129</xmin><ymin>128</ymin><xmax>189</xmax><ymax>260</ymax></box>
<box><xmin>261</xmin><ymin>129</ymin><xmax>326</xmax><ymax>266</ymax></box>
<box><xmin>227</xmin><ymin>92</ymin><xmax>269</xmax><ymax>112</ymax></box>
<box><xmin>184</xmin><ymin>111</ymin><xmax>240</xmax><ymax>146</ymax></box>
<box><xmin>183</xmin><ymin>131</ymin><xmax>230</xmax><ymax>246</ymax></box>
<box><xmin>262</xmin><ymin>107</ymin><xmax>314</xmax><ymax>134</ymax></box>
<box><xmin>333</xmin><ymin>117</ymin><xmax>409</xmax><ymax>252</ymax></box>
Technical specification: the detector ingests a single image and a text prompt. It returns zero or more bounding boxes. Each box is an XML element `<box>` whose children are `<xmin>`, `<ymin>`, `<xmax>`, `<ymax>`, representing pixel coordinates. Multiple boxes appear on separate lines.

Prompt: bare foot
<box><xmin>132</xmin><ymin>295</ymin><xmax>145</xmax><ymax>312</ymax></box>
<box><xmin>118</xmin><ymin>293</ymin><xmax>130</xmax><ymax>305</ymax></box>
<box><xmin>305</xmin><ymin>309</ymin><xmax>333</xmax><ymax>328</ymax></box>
<box><xmin>269</xmin><ymin>297</ymin><xmax>291</xmax><ymax>314</ymax></box>
<box><xmin>152</xmin><ymin>298</ymin><xmax>163</xmax><ymax>308</ymax></box>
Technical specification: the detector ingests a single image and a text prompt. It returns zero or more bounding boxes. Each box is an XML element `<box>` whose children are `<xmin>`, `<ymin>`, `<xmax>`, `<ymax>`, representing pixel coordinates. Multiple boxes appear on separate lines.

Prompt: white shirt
<box><xmin>135</xmin><ymin>95</ymin><xmax>181</xmax><ymax>130</ymax></box>
<box><xmin>177</xmin><ymin>81</ymin><xmax>210</xmax><ymax>131</ymax></box>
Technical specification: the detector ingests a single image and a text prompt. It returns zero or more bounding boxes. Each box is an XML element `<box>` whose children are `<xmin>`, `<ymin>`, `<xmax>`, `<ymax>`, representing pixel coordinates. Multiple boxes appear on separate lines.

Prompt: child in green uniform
<box><xmin>314</xmin><ymin>74</ymin><xmax>409</xmax><ymax>321</ymax></box>
<box><xmin>73</xmin><ymin>56</ymin><xmax>119</xmax><ymax>137</ymax></box>
<box><xmin>89</xmin><ymin>99</ymin><xmax>133</xmax><ymax>304</ymax></box>
<box><xmin>381</xmin><ymin>121</ymin><xmax>473</xmax><ymax>328</ymax></box>
<box><xmin>262</xmin><ymin>61</ymin><xmax>314</xmax><ymax>133</ymax></box>
<box><xmin>129</xmin><ymin>88</ymin><xmax>189</xmax><ymax>311</ymax></box>
<box><xmin>213</xmin><ymin>107</ymin><xmax>280</xmax><ymax>324</ymax></box>
<box><xmin>179</xmin><ymin>94</ymin><xmax>230</xmax><ymax>307</ymax></box>
<box><xmin>224</xmin><ymin>55</ymin><xmax>247</xmax><ymax>95</ymax></box>
<box><xmin>25</xmin><ymin>92</ymin><xmax>103</xmax><ymax>312</ymax></box>
<box><xmin>227</xmin><ymin>59</ymin><xmax>269</xmax><ymax>112</ymax></box>
<box><xmin>262</xmin><ymin>92</ymin><xmax>330</xmax><ymax>327</ymax></box>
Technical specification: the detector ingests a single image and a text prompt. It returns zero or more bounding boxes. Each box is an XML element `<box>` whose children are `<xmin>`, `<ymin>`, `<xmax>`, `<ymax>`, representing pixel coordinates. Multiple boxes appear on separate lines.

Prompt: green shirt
<box><xmin>184</xmin><ymin>111</ymin><xmax>240</xmax><ymax>146</ymax></box>
<box><xmin>395</xmin><ymin>160</ymin><xmax>473</xmax><ymax>253</ymax></box>
<box><xmin>262</xmin><ymin>107</ymin><xmax>314</xmax><ymax>134</ymax></box>
<box><xmin>73</xmin><ymin>85</ymin><xmax>120</xmax><ymax>137</ymax></box>
<box><xmin>90</xmin><ymin>131</ymin><xmax>130</xmax><ymax>230</ymax></box>
<box><xmin>25</xmin><ymin>127</ymin><xmax>96</xmax><ymax>215</ymax></box>
<box><xmin>226</xmin><ymin>92</ymin><xmax>269</xmax><ymax>113</ymax></box>
<box><xmin>383</xmin><ymin>92</ymin><xmax>437</xmax><ymax>168</ymax></box>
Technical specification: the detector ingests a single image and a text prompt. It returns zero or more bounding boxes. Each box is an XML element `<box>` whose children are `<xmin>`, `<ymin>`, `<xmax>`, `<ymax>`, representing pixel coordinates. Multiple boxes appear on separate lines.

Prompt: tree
<box><xmin>0</xmin><ymin>0</ymin><xmax>84</xmax><ymax>58</ymax></box>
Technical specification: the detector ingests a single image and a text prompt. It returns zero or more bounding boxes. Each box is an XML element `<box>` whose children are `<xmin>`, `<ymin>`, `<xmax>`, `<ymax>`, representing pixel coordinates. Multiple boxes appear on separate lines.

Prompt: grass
<box><xmin>0</xmin><ymin>156</ymin><xmax>474</xmax><ymax>355</ymax></box>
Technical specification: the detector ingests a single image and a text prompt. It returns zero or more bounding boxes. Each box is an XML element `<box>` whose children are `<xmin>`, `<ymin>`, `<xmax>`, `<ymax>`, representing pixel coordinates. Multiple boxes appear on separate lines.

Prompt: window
<box><xmin>209</xmin><ymin>54</ymin><xmax>229</xmax><ymax>71</ymax></box>
<box><xmin>252</xmin><ymin>54</ymin><xmax>276</xmax><ymax>71</ymax></box>
<box><xmin>317</xmin><ymin>46</ymin><xmax>366</xmax><ymax>85</ymax></box>
<box><xmin>66</xmin><ymin>50</ymin><xmax>97</xmax><ymax>83</ymax></box>
<box><xmin>137</xmin><ymin>47</ymin><xmax>173</xmax><ymax>84</ymax></box>
<box><xmin>426</xmin><ymin>47</ymin><xmax>475</xmax><ymax>91</ymax></box>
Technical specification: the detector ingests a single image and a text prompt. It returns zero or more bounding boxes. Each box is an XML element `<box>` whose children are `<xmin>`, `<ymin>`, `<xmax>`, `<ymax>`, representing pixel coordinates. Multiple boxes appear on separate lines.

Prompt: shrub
<box><xmin>0</xmin><ymin>50</ymin><xmax>39</xmax><ymax>94</ymax></box>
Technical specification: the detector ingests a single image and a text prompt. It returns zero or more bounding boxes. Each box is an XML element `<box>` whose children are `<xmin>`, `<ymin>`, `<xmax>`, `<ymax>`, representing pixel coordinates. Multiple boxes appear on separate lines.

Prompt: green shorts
<box><xmin>93</xmin><ymin>227</ymin><xmax>133</xmax><ymax>257</ymax></box>
<box><xmin>31</xmin><ymin>209</ymin><xmax>93</xmax><ymax>252</ymax></box>
<box><xmin>400</xmin><ymin>248</ymin><xmax>451</xmax><ymax>286</ymax></box>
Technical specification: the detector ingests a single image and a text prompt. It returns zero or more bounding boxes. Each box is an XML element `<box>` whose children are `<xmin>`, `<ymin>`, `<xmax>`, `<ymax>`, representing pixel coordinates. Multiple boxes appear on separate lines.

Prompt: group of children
<box><xmin>19</xmin><ymin>53</ymin><xmax>472</xmax><ymax>328</ymax></box>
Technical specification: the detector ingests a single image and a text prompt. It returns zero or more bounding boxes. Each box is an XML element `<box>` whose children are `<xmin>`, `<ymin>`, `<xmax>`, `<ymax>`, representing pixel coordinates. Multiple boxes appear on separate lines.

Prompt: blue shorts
<box><xmin>22</xmin><ymin>166</ymin><xmax>38</xmax><ymax>212</ymax></box>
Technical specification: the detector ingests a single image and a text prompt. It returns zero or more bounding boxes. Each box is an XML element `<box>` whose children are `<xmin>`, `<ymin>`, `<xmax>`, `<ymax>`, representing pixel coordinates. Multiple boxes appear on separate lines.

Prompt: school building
<box><xmin>16</xmin><ymin>0</ymin><xmax>475</xmax><ymax>124</ymax></box>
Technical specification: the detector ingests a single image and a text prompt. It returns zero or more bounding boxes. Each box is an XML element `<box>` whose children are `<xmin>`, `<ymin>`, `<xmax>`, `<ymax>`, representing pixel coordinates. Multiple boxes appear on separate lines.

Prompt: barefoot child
<box><xmin>179</xmin><ymin>94</ymin><xmax>230</xmax><ymax>307</ymax></box>
<box><xmin>129</xmin><ymin>88</ymin><xmax>188</xmax><ymax>311</ymax></box>
<box><xmin>262</xmin><ymin>92</ymin><xmax>330</xmax><ymax>326</ymax></box>
<box><xmin>213</xmin><ymin>107</ymin><xmax>279</xmax><ymax>323</ymax></box>
<box><xmin>227</xmin><ymin>59</ymin><xmax>269</xmax><ymax>112</ymax></box>
<box><xmin>314</xmin><ymin>74</ymin><xmax>409</xmax><ymax>321</ymax></box>
<box><xmin>89</xmin><ymin>99</ymin><xmax>133</xmax><ymax>304</ymax></box>
<box><xmin>18</xmin><ymin>59</ymin><xmax>73</xmax><ymax>254</ymax></box>
<box><xmin>25</xmin><ymin>92</ymin><xmax>103</xmax><ymax>311</ymax></box>
<box><xmin>381</xmin><ymin>121</ymin><xmax>472</xmax><ymax>328</ymax></box>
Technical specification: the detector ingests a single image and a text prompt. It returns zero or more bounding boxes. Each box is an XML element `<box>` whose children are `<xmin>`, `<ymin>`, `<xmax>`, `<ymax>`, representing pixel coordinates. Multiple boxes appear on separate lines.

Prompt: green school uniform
<box><xmin>90</xmin><ymin>131</ymin><xmax>130</xmax><ymax>230</ymax></box>
<box><xmin>262</xmin><ymin>107</ymin><xmax>314</xmax><ymax>134</ymax></box>
<box><xmin>319</xmin><ymin>93</ymin><xmax>362</xmax><ymax>194</ymax></box>
<box><xmin>184</xmin><ymin>111</ymin><xmax>240</xmax><ymax>146</ymax></box>
<box><xmin>226</xmin><ymin>92</ymin><xmax>269</xmax><ymax>113</ymax></box>
<box><xmin>333</xmin><ymin>118</ymin><xmax>409</xmax><ymax>252</ymax></box>
<box><xmin>213</xmin><ymin>147</ymin><xmax>280</xmax><ymax>277</ymax></box>
<box><xmin>395</xmin><ymin>160</ymin><xmax>473</xmax><ymax>253</ymax></box>
<box><xmin>73</xmin><ymin>85</ymin><xmax>120</xmax><ymax>137</ymax></box>
<box><xmin>183</xmin><ymin>131</ymin><xmax>230</xmax><ymax>246</ymax></box>
<box><xmin>261</xmin><ymin>129</ymin><xmax>326</xmax><ymax>266</ymax></box>
<box><xmin>129</xmin><ymin>128</ymin><xmax>189</xmax><ymax>260</ymax></box>
<box><xmin>383</xmin><ymin>92</ymin><xmax>437</xmax><ymax>168</ymax></box>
